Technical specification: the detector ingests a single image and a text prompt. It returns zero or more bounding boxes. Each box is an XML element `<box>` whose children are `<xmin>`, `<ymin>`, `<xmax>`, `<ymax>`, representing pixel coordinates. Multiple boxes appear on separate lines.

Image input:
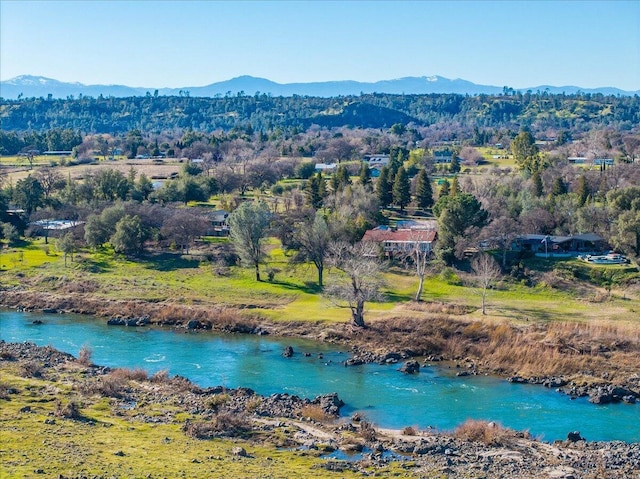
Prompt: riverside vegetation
<box><xmin>1</xmin><ymin>90</ymin><xmax>640</xmax><ymax>477</ymax></box>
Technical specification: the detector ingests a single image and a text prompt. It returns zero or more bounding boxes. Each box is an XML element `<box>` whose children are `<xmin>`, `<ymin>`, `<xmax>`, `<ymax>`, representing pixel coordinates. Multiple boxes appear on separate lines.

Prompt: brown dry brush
<box><xmin>0</xmin><ymin>290</ymin><xmax>256</xmax><ymax>331</ymax></box>
<box><xmin>453</xmin><ymin>419</ymin><xmax>528</xmax><ymax>446</ymax></box>
<box><xmin>367</xmin><ymin>315</ymin><xmax>640</xmax><ymax>380</ymax></box>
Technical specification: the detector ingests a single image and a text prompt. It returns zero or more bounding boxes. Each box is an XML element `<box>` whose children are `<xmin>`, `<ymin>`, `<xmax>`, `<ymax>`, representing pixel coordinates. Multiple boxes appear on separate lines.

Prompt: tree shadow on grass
<box><xmin>496</xmin><ymin>305</ymin><xmax>573</xmax><ymax>322</ymax></box>
<box><xmin>77</xmin><ymin>257</ymin><xmax>112</xmax><ymax>274</ymax></box>
<box><xmin>143</xmin><ymin>252</ymin><xmax>202</xmax><ymax>272</ymax></box>
<box><xmin>265</xmin><ymin>279</ymin><xmax>323</xmax><ymax>295</ymax></box>
<box><xmin>384</xmin><ymin>290</ymin><xmax>414</xmax><ymax>304</ymax></box>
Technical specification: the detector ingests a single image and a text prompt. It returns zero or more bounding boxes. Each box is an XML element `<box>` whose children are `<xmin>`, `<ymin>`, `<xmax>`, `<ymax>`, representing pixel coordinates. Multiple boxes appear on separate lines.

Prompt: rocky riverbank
<box><xmin>1</xmin><ymin>341</ymin><xmax>639</xmax><ymax>479</ymax></box>
<box><xmin>2</xmin><ymin>288</ymin><xmax>640</xmax><ymax>407</ymax></box>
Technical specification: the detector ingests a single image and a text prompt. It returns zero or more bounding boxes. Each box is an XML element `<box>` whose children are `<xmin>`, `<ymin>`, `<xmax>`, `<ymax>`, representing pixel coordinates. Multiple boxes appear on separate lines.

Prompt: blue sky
<box><xmin>1</xmin><ymin>0</ymin><xmax>639</xmax><ymax>90</ymax></box>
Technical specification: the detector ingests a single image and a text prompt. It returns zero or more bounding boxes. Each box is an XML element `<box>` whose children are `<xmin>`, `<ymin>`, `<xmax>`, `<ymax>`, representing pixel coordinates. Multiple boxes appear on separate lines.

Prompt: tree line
<box><xmin>2</xmin><ymin>91</ymin><xmax>639</xmax><ymax>139</ymax></box>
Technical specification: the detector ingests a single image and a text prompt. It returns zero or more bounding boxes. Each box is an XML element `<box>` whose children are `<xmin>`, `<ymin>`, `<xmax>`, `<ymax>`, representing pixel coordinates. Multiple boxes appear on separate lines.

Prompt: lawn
<box><xmin>3</xmin><ymin>237</ymin><xmax>639</xmax><ymax>326</ymax></box>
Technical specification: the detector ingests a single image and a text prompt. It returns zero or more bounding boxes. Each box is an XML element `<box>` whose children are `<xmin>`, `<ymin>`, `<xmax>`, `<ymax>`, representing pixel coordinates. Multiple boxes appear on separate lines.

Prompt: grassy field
<box><xmin>0</xmin><ymin>155</ymin><xmax>183</xmax><ymax>184</ymax></box>
<box><xmin>0</xmin><ymin>356</ymin><xmax>416</xmax><ymax>479</ymax></box>
<box><xmin>2</xmin><ymin>237</ymin><xmax>639</xmax><ymax>326</ymax></box>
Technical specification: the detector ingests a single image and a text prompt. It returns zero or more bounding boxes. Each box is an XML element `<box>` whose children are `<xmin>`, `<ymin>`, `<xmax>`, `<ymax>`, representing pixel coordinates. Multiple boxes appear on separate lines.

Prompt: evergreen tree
<box><xmin>376</xmin><ymin>165</ymin><xmax>393</xmax><ymax>207</ymax></box>
<box><xmin>433</xmin><ymin>192</ymin><xmax>488</xmax><ymax>265</ymax></box>
<box><xmin>305</xmin><ymin>172</ymin><xmax>326</xmax><ymax>209</ymax></box>
<box><xmin>415</xmin><ymin>169</ymin><xmax>434</xmax><ymax>209</ymax></box>
<box><xmin>392</xmin><ymin>166</ymin><xmax>411</xmax><ymax>212</ymax></box>
<box><xmin>330</xmin><ymin>164</ymin><xmax>351</xmax><ymax>192</ymax></box>
<box><xmin>359</xmin><ymin>162</ymin><xmax>372</xmax><ymax>190</ymax></box>
<box><xmin>576</xmin><ymin>175</ymin><xmax>589</xmax><ymax>206</ymax></box>
<box><xmin>531</xmin><ymin>171</ymin><xmax>544</xmax><ymax>197</ymax></box>
<box><xmin>439</xmin><ymin>179</ymin><xmax>451</xmax><ymax>199</ymax></box>
<box><xmin>552</xmin><ymin>177</ymin><xmax>567</xmax><ymax>196</ymax></box>
<box><xmin>450</xmin><ymin>154</ymin><xmax>461</xmax><ymax>174</ymax></box>
<box><xmin>450</xmin><ymin>176</ymin><xmax>460</xmax><ymax>196</ymax></box>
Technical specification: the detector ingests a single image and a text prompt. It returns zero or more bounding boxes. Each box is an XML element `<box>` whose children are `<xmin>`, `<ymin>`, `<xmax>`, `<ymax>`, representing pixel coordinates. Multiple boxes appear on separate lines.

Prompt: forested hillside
<box><xmin>1</xmin><ymin>91</ymin><xmax>638</xmax><ymax>136</ymax></box>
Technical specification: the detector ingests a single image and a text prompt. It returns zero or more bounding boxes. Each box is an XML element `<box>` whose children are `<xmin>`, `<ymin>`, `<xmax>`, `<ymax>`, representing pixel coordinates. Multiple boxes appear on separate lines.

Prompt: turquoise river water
<box><xmin>1</xmin><ymin>310</ymin><xmax>637</xmax><ymax>442</ymax></box>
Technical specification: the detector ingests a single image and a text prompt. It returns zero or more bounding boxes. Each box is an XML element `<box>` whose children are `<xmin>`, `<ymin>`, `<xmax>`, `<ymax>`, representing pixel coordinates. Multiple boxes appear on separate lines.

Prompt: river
<box><xmin>1</xmin><ymin>309</ymin><xmax>638</xmax><ymax>442</ymax></box>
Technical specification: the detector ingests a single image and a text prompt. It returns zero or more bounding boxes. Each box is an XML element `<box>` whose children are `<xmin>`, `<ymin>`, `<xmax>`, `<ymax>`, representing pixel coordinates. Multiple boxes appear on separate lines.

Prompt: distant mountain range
<box><xmin>1</xmin><ymin>74</ymin><xmax>638</xmax><ymax>99</ymax></box>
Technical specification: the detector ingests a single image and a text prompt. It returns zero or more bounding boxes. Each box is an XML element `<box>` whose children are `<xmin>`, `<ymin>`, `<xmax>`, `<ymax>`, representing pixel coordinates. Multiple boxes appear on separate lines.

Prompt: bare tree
<box><xmin>34</xmin><ymin>167</ymin><xmax>64</xmax><ymax>202</ymax></box>
<box><xmin>296</xmin><ymin>211</ymin><xmax>331</xmax><ymax>287</ymax></box>
<box><xmin>481</xmin><ymin>216</ymin><xmax>520</xmax><ymax>268</ymax></box>
<box><xmin>471</xmin><ymin>253</ymin><xmax>501</xmax><ymax>315</ymax></box>
<box><xmin>228</xmin><ymin>200</ymin><xmax>271</xmax><ymax>281</ymax></box>
<box><xmin>161</xmin><ymin>211</ymin><xmax>209</xmax><ymax>254</ymax></box>
<box><xmin>396</xmin><ymin>231</ymin><xmax>435</xmax><ymax>301</ymax></box>
<box><xmin>18</xmin><ymin>147</ymin><xmax>39</xmax><ymax>170</ymax></box>
<box><xmin>326</xmin><ymin>241</ymin><xmax>384</xmax><ymax>327</ymax></box>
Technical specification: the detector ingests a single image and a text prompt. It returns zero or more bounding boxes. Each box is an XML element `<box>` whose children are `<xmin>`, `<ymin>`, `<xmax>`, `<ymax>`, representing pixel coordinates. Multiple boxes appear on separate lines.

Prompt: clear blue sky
<box><xmin>2</xmin><ymin>0</ymin><xmax>639</xmax><ymax>91</ymax></box>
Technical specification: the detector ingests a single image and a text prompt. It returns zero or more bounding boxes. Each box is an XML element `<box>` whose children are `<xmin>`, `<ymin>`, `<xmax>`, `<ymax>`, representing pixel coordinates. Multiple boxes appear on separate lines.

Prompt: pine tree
<box><xmin>439</xmin><ymin>179</ymin><xmax>451</xmax><ymax>199</ymax></box>
<box><xmin>576</xmin><ymin>175</ymin><xmax>589</xmax><ymax>206</ymax></box>
<box><xmin>393</xmin><ymin>166</ymin><xmax>411</xmax><ymax>212</ymax></box>
<box><xmin>335</xmin><ymin>164</ymin><xmax>351</xmax><ymax>190</ymax></box>
<box><xmin>531</xmin><ymin>171</ymin><xmax>544</xmax><ymax>197</ymax></box>
<box><xmin>415</xmin><ymin>169</ymin><xmax>434</xmax><ymax>209</ymax></box>
<box><xmin>305</xmin><ymin>172</ymin><xmax>326</xmax><ymax>209</ymax></box>
<box><xmin>359</xmin><ymin>162</ymin><xmax>372</xmax><ymax>190</ymax></box>
<box><xmin>450</xmin><ymin>154</ymin><xmax>461</xmax><ymax>174</ymax></box>
<box><xmin>376</xmin><ymin>165</ymin><xmax>393</xmax><ymax>207</ymax></box>
<box><xmin>450</xmin><ymin>176</ymin><xmax>460</xmax><ymax>196</ymax></box>
<box><xmin>552</xmin><ymin>177</ymin><xmax>567</xmax><ymax>196</ymax></box>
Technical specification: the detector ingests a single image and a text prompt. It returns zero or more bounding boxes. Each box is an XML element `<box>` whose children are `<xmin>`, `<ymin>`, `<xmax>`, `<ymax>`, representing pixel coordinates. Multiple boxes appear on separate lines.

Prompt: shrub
<box><xmin>359</xmin><ymin>420</ymin><xmax>377</xmax><ymax>442</ymax></box>
<box><xmin>150</xmin><ymin>369</ymin><xmax>170</xmax><ymax>383</ymax></box>
<box><xmin>80</xmin><ymin>375</ymin><xmax>127</xmax><ymax>398</ymax></box>
<box><xmin>213</xmin><ymin>411</ymin><xmax>249</xmax><ymax>436</ymax></box>
<box><xmin>207</xmin><ymin>393</ymin><xmax>231</xmax><ymax>412</ymax></box>
<box><xmin>246</xmin><ymin>396</ymin><xmax>262</xmax><ymax>413</ymax></box>
<box><xmin>54</xmin><ymin>400</ymin><xmax>81</xmax><ymax>419</ymax></box>
<box><xmin>77</xmin><ymin>344</ymin><xmax>93</xmax><ymax>366</ymax></box>
<box><xmin>300</xmin><ymin>404</ymin><xmax>332</xmax><ymax>423</ymax></box>
<box><xmin>452</xmin><ymin>419</ymin><xmax>524</xmax><ymax>446</ymax></box>
<box><xmin>20</xmin><ymin>361</ymin><xmax>43</xmax><ymax>378</ymax></box>
<box><xmin>0</xmin><ymin>350</ymin><xmax>15</xmax><ymax>361</ymax></box>
<box><xmin>183</xmin><ymin>420</ymin><xmax>216</xmax><ymax>439</ymax></box>
<box><xmin>402</xmin><ymin>426</ymin><xmax>417</xmax><ymax>436</ymax></box>
<box><xmin>183</xmin><ymin>412</ymin><xmax>249</xmax><ymax>439</ymax></box>
<box><xmin>0</xmin><ymin>382</ymin><xmax>15</xmax><ymax>400</ymax></box>
<box><xmin>111</xmin><ymin>368</ymin><xmax>148</xmax><ymax>381</ymax></box>
<box><xmin>440</xmin><ymin>267</ymin><xmax>462</xmax><ymax>286</ymax></box>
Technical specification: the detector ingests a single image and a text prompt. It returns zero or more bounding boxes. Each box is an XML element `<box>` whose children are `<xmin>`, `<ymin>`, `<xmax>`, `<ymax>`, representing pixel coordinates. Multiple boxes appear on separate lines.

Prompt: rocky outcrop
<box><xmin>282</xmin><ymin>346</ymin><xmax>294</xmax><ymax>358</ymax></box>
<box><xmin>588</xmin><ymin>385</ymin><xmax>638</xmax><ymax>404</ymax></box>
<box><xmin>107</xmin><ymin>316</ymin><xmax>150</xmax><ymax>327</ymax></box>
<box><xmin>399</xmin><ymin>360</ymin><xmax>420</xmax><ymax>374</ymax></box>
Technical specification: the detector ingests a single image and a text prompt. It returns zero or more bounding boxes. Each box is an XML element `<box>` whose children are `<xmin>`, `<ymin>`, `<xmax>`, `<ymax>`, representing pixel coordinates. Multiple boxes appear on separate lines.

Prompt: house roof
<box><xmin>517</xmin><ymin>233</ymin><xmax>604</xmax><ymax>244</ymax></box>
<box><xmin>362</xmin><ymin>228</ymin><xmax>436</xmax><ymax>243</ymax></box>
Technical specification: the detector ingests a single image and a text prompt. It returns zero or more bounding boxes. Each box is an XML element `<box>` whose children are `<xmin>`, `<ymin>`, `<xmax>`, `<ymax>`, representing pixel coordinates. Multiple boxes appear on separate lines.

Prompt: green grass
<box><xmin>3</xmin><ymin>238</ymin><xmax>639</xmax><ymax>325</ymax></box>
<box><xmin>0</xmin><ymin>367</ymin><xmax>415</xmax><ymax>478</ymax></box>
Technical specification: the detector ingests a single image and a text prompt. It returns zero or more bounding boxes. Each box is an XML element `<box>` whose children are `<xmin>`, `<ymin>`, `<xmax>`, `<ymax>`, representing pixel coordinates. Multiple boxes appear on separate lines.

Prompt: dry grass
<box><xmin>110</xmin><ymin>367</ymin><xmax>148</xmax><ymax>381</ymax></box>
<box><xmin>183</xmin><ymin>411</ymin><xmax>250</xmax><ymax>439</ymax></box>
<box><xmin>452</xmin><ymin>419</ymin><xmax>527</xmax><ymax>446</ymax></box>
<box><xmin>299</xmin><ymin>404</ymin><xmax>334</xmax><ymax>423</ymax></box>
<box><xmin>364</xmin><ymin>314</ymin><xmax>640</xmax><ymax>381</ymax></box>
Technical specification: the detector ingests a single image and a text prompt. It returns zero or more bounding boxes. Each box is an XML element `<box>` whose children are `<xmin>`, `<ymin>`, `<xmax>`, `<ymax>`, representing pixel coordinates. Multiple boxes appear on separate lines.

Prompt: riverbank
<box><xmin>2</xmin><ymin>288</ymin><xmax>639</xmax><ymax>407</ymax></box>
<box><xmin>1</xmin><ymin>341</ymin><xmax>638</xmax><ymax>479</ymax></box>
